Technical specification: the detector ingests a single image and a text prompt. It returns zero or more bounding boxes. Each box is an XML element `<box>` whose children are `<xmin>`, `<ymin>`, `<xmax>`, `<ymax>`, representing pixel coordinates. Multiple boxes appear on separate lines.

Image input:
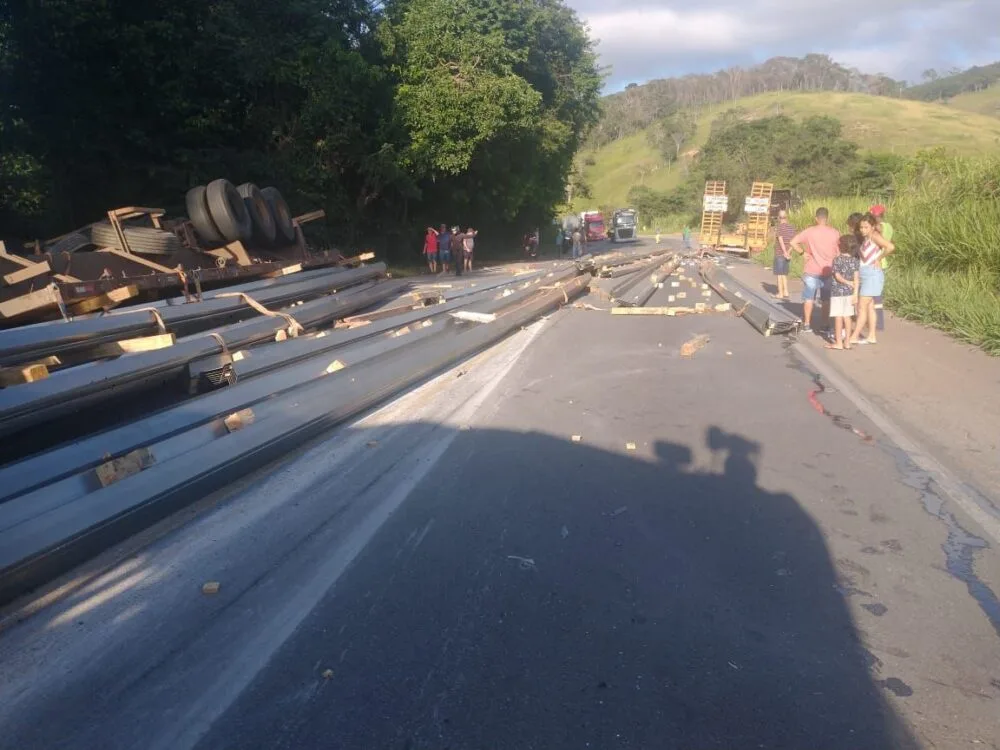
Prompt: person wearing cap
<box><xmin>869</xmin><ymin>205</ymin><xmax>893</xmax><ymax>331</ymax></box>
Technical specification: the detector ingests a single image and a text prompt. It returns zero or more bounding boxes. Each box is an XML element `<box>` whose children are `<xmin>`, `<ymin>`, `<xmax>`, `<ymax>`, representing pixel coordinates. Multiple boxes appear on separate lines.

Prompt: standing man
<box><xmin>463</xmin><ymin>227</ymin><xmax>477</xmax><ymax>272</ymax></box>
<box><xmin>423</xmin><ymin>226</ymin><xmax>439</xmax><ymax>274</ymax></box>
<box><xmin>571</xmin><ymin>227</ymin><xmax>582</xmax><ymax>259</ymax></box>
<box><xmin>790</xmin><ymin>207</ymin><xmax>841</xmax><ymax>333</ymax></box>
<box><xmin>772</xmin><ymin>210</ymin><xmax>796</xmax><ymax>300</ymax></box>
<box><xmin>682</xmin><ymin>225</ymin><xmax>692</xmax><ymax>251</ymax></box>
<box><xmin>869</xmin><ymin>204</ymin><xmax>893</xmax><ymax>332</ymax></box>
<box><xmin>451</xmin><ymin>226</ymin><xmax>464</xmax><ymax>277</ymax></box>
<box><xmin>437</xmin><ymin>224</ymin><xmax>451</xmax><ymax>275</ymax></box>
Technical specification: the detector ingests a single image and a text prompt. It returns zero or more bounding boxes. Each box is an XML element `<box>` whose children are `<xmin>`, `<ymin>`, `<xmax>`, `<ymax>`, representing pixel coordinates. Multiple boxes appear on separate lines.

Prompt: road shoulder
<box><xmin>724</xmin><ymin>258</ymin><xmax>1000</xmax><ymax>503</ymax></box>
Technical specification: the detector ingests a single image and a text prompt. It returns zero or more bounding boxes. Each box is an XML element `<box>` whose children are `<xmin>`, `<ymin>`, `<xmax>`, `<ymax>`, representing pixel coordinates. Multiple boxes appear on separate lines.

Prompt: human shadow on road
<box><xmin>201</xmin><ymin>423</ymin><xmax>920</xmax><ymax>750</ymax></box>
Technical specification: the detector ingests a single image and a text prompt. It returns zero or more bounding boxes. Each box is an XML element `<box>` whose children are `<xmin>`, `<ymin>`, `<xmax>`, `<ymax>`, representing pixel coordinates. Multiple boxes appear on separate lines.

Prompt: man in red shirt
<box><xmin>790</xmin><ymin>207</ymin><xmax>841</xmax><ymax>333</ymax></box>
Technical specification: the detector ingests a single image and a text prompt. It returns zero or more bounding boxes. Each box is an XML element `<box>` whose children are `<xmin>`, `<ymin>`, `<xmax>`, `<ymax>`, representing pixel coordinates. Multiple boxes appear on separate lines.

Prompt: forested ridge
<box><xmin>589</xmin><ymin>55</ymin><xmax>906</xmax><ymax>149</ymax></box>
<box><xmin>0</xmin><ymin>0</ymin><xmax>601</xmax><ymax>258</ymax></box>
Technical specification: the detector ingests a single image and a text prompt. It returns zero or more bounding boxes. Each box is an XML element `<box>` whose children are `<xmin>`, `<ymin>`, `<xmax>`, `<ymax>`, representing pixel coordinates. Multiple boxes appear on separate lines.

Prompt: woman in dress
<box><xmin>849</xmin><ymin>213</ymin><xmax>895</xmax><ymax>346</ymax></box>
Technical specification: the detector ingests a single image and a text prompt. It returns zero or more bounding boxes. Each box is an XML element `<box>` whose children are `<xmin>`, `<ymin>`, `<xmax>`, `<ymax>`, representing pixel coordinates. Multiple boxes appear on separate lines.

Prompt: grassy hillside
<box><xmin>572</xmin><ymin>91</ymin><xmax>1000</xmax><ymax>213</ymax></box>
<box><xmin>946</xmin><ymin>86</ymin><xmax>1000</xmax><ymax>117</ymax></box>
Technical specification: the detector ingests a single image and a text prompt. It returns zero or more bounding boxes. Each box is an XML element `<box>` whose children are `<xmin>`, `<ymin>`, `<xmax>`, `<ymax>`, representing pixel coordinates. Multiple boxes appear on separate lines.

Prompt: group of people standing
<box><xmin>773</xmin><ymin>204</ymin><xmax>895</xmax><ymax>350</ymax></box>
<box><xmin>555</xmin><ymin>227</ymin><xmax>585</xmax><ymax>259</ymax></box>
<box><xmin>424</xmin><ymin>225</ymin><xmax>477</xmax><ymax>276</ymax></box>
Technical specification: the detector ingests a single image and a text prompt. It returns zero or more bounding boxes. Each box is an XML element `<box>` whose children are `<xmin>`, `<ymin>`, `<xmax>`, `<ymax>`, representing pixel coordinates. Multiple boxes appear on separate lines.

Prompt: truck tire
<box><xmin>261</xmin><ymin>187</ymin><xmax>296</xmax><ymax>245</ymax></box>
<box><xmin>206</xmin><ymin>178</ymin><xmax>252</xmax><ymax>243</ymax></box>
<box><xmin>45</xmin><ymin>232</ymin><xmax>92</xmax><ymax>254</ymax></box>
<box><xmin>185</xmin><ymin>185</ymin><xmax>225</xmax><ymax>245</ymax></box>
<box><xmin>237</xmin><ymin>183</ymin><xmax>277</xmax><ymax>245</ymax></box>
<box><xmin>90</xmin><ymin>223</ymin><xmax>183</xmax><ymax>256</ymax></box>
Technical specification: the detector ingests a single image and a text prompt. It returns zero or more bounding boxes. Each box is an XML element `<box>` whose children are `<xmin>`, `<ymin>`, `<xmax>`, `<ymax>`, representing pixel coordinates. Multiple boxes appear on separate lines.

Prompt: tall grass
<box><xmin>757</xmin><ymin>157</ymin><xmax>1000</xmax><ymax>355</ymax></box>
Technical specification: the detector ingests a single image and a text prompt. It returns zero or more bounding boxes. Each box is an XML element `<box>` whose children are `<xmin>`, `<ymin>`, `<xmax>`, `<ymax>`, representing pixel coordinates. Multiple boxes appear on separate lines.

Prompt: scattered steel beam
<box><xmin>615</xmin><ymin>256</ymin><xmax>680</xmax><ymax>307</ymax></box>
<box><xmin>700</xmin><ymin>262</ymin><xmax>801</xmax><ymax>336</ymax></box>
<box><xmin>0</xmin><ymin>275</ymin><xmax>587</xmax><ymax>604</ymax></box>
<box><xmin>0</xmin><ymin>278</ymin><xmax>405</xmax><ymax>438</ymax></box>
<box><xmin>0</xmin><ymin>264</ymin><xmax>387</xmax><ymax>367</ymax></box>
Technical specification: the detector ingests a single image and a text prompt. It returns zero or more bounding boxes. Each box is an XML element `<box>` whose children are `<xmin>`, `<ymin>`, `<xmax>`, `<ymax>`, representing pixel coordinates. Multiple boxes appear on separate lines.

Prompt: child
<box><xmin>827</xmin><ymin>235</ymin><xmax>860</xmax><ymax>350</ymax></box>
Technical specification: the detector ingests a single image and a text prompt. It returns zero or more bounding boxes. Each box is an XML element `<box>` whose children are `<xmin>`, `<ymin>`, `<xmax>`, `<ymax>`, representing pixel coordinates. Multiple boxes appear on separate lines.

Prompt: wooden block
<box><xmin>68</xmin><ymin>284</ymin><xmax>139</xmax><ymax>315</ymax></box>
<box><xmin>325</xmin><ymin>360</ymin><xmax>346</xmax><ymax>374</ymax></box>
<box><xmin>264</xmin><ymin>263</ymin><xmax>303</xmax><ymax>278</ymax></box>
<box><xmin>611</xmin><ymin>306</ymin><xmax>690</xmax><ymax>316</ymax></box>
<box><xmin>223</xmin><ymin>408</ymin><xmax>255</xmax><ymax>433</ymax></box>
<box><xmin>715</xmin><ymin>303</ymin><xmax>732</xmax><ymax>312</ymax></box>
<box><xmin>0</xmin><ymin>286</ymin><xmax>61</xmax><ymax>321</ymax></box>
<box><xmin>357</xmin><ymin>252</ymin><xmax>376</xmax><ymax>262</ymax></box>
<box><xmin>701</xmin><ymin>283</ymin><xmax>709</xmax><ymax>290</ymax></box>
<box><xmin>86</xmin><ymin>333</ymin><xmax>175</xmax><ymax>359</ymax></box>
<box><xmin>695</xmin><ymin>302</ymin><xmax>706</xmax><ymax>311</ymax></box>
<box><xmin>201</xmin><ymin>581</ymin><xmax>221</xmax><ymax>595</ymax></box>
<box><xmin>0</xmin><ymin>363</ymin><xmax>49</xmax><ymax>386</ymax></box>
<box><xmin>3</xmin><ymin>260</ymin><xmax>50</xmax><ymax>286</ymax></box>
<box><xmin>668</xmin><ymin>295</ymin><xmax>676</xmax><ymax>302</ymax></box>
<box><xmin>670</xmin><ymin>282</ymin><xmax>680</xmax><ymax>288</ymax></box>
<box><xmin>677</xmin><ymin>292</ymin><xmax>687</xmax><ymax>299</ymax></box>
<box><xmin>449</xmin><ymin>311</ymin><xmax>496</xmax><ymax>323</ymax></box>
<box><xmin>702</xmin><ymin>290</ymin><xmax>712</xmax><ymax>297</ymax></box>
<box><xmin>95</xmin><ymin>447</ymin><xmax>155</xmax><ymax>487</ymax></box>
<box><xmin>293</xmin><ymin>209</ymin><xmax>326</xmax><ymax>225</ymax></box>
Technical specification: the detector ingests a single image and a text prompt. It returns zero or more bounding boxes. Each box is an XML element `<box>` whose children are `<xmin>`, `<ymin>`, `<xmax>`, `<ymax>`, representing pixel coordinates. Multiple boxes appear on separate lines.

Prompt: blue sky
<box><xmin>566</xmin><ymin>0</ymin><xmax>1000</xmax><ymax>92</ymax></box>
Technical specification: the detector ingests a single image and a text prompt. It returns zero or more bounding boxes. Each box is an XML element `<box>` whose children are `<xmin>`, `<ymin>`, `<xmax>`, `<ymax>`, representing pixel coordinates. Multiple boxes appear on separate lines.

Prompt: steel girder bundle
<box><xmin>614</xmin><ymin>256</ymin><xmax>681</xmax><ymax>307</ymax></box>
<box><xmin>700</xmin><ymin>262</ymin><xmax>802</xmax><ymax>335</ymax></box>
<box><xmin>597</xmin><ymin>248</ymin><xmax>672</xmax><ymax>275</ymax></box>
<box><xmin>0</xmin><ymin>278</ymin><xmax>407</xmax><ymax>438</ymax></box>
<box><xmin>608</xmin><ymin>253</ymin><xmax>679</xmax><ymax>302</ymax></box>
<box><xmin>0</xmin><ymin>273</ymin><xmax>588</xmax><ymax>604</ymax></box>
<box><xmin>0</xmin><ymin>264</ymin><xmax>387</xmax><ymax>367</ymax></box>
<box><xmin>0</xmin><ymin>267</ymin><xmax>575</xmax><ymax>506</ymax></box>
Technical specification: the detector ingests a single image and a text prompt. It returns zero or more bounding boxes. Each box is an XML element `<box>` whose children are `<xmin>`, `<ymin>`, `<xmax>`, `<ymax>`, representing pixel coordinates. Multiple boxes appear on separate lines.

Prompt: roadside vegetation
<box><xmin>571</xmin><ymin>61</ymin><xmax>1000</xmax><ymax>354</ymax></box>
<box><xmin>753</xmin><ymin>160</ymin><xmax>1000</xmax><ymax>355</ymax></box>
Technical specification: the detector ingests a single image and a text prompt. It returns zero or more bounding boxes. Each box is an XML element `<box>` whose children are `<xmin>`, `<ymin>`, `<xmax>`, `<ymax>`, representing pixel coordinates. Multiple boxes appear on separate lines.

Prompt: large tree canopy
<box><xmin>0</xmin><ymin>0</ymin><xmax>600</xmax><ymax>257</ymax></box>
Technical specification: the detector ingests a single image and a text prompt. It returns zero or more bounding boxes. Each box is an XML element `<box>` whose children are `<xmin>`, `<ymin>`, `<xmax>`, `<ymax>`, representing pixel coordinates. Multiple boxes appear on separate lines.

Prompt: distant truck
<box><xmin>608</xmin><ymin>208</ymin><xmax>638</xmax><ymax>242</ymax></box>
<box><xmin>578</xmin><ymin>210</ymin><xmax>606</xmax><ymax>242</ymax></box>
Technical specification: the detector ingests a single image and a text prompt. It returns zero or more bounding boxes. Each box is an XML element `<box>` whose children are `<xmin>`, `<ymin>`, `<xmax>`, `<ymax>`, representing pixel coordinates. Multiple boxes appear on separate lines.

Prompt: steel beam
<box><xmin>0</xmin><ymin>272</ymin><xmax>558</xmax><ymax>504</ymax></box>
<box><xmin>700</xmin><ymin>262</ymin><xmax>801</xmax><ymax>335</ymax></box>
<box><xmin>0</xmin><ymin>275</ymin><xmax>587</xmax><ymax>604</ymax></box>
<box><xmin>0</xmin><ymin>278</ymin><xmax>406</xmax><ymax>438</ymax></box>
<box><xmin>0</xmin><ymin>264</ymin><xmax>386</xmax><ymax>366</ymax></box>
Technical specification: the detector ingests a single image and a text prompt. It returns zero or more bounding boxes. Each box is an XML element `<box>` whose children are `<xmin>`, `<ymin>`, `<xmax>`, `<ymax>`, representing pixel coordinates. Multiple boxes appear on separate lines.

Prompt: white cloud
<box><xmin>569</xmin><ymin>0</ymin><xmax>1000</xmax><ymax>90</ymax></box>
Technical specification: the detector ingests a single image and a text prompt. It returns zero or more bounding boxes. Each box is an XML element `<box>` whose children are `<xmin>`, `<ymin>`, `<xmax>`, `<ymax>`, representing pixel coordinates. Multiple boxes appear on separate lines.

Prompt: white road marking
<box><xmin>149</xmin><ymin>320</ymin><xmax>550</xmax><ymax>750</ymax></box>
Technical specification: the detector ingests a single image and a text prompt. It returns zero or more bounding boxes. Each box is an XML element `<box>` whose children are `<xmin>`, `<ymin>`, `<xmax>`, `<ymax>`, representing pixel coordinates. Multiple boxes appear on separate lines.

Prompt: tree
<box><xmin>387</xmin><ymin>0</ymin><xmax>601</xmax><ymax>240</ymax></box>
<box><xmin>686</xmin><ymin>114</ymin><xmax>860</xmax><ymax>218</ymax></box>
<box><xmin>921</xmin><ymin>68</ymin><xmax>939</xmax><ymax>82</ymax></box>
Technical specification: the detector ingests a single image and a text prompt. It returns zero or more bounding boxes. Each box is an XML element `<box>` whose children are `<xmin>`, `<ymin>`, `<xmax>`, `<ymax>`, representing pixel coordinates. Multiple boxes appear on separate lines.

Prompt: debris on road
<box><xmin>680</xmin><ymin>334</ymin><xmax>711</xmax><ymax>358</ymax></box>
<box><xmin>507</xmin><ymin>555</ymin><xmax>536</xmax><ymax>570</ymax></box>
<box><xmin>571</xmin><ymin>435</ymin><xmax>582</xmax><ymax>442</ymax></box>
<box><xmin>201</xmin><ymin>581</ymin><xmax>221</xmax><ymax>595</ymax></box>
<box><xmin>322</xmin><ymin>669</ymin><xmax>334</xmax><ymax>680</ymax></box>
<box><xmin>610</xmin><ymin>506</ymin><xmax>628</xmax><ymax>517</ymax></box>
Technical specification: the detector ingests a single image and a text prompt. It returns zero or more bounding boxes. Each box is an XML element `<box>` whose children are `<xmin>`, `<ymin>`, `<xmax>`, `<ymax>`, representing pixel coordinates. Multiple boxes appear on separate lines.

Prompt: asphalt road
<box><xmin>1</xmin><ymin>252</ymin><xmax>998</xmax><ymax>749</ymax></box>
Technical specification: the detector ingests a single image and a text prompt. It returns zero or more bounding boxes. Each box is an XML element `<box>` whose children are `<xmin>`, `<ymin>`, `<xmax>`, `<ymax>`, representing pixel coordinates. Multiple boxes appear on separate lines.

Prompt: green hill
<box><xmin>946</xmin><ymin>85</ymin><xmax>1000</xmax><ymax>118</ymax></box>
<box><xmin>572</xmin><ymin>91</ymin><xmax>1000</xmax><ymax>213</ymax></box>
